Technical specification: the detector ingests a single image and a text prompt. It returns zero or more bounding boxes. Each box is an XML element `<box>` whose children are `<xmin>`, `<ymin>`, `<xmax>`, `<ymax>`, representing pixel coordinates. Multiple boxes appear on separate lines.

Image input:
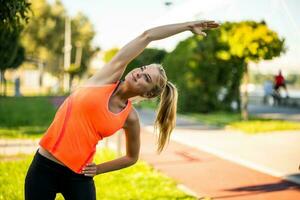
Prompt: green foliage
<box><xmin>286</xmin><ymin>74</ymin><xmax>300</xmax><ymax>87</ymax></box>
<box><xmin>0</xmin><ymin>0</ymin><xmax>31</xmax><ymax>29</ymax></box>
<box><xmin>0</xmin><ymin>0</ymin><xmax>30</xmax><ymax>95</ymax></box>
<box><xmin>163</xmin><ymin>21</ymin><xmax>285</xmax><ymax>113</ymax></box>
<box><xmin>0</xmin><ymin>28</ymin><xmax>25</xmax><ymax>72</ymax></box>
<box><xmin>21</xmin><ymin>0</ymin><xmax>98</xmax><ymax>77</ymax></box>
<box><xmin>220</xmin><ymin>21</ymin><xmax>285</xmax><ymax>63</ymax></box>
<box><xmin>163</xmin><ymin>31</ymin><xmax>244</xmax><ymax>112</ymax></box>
<box><xmin>103</xmin><ymin>47</ymin><xmax>119</xmax><ymax>63</ymax></box>
<box><xmin>0</xmin><ymin>150</ymin><xmax>196</xmax><ymax>200</ymax></box>
<box><xmin>0</xmin><ymin>0</ymin><xmax>30</xmax><ymax>68</ymax></box>
<box><xmin>0</xmin><ymin>96</ymin><xmax>56</xmax><ymax>138</ymax></box>
<box><xmin>70</xmin><ymin>12</ymin><xmax>98</xmax><ymax>77</ymax></box>
<box><xmin>21</xmin><ymin>0</ymin><xmax>64</xmax><ymax>66</ymax></box>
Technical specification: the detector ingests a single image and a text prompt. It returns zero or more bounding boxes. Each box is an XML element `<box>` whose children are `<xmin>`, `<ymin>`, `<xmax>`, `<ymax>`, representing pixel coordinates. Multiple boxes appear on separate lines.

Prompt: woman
<box><xmin>25</xmin><ymin>20</ymin><xmax>219</xmax><ymax>200</ymax></box>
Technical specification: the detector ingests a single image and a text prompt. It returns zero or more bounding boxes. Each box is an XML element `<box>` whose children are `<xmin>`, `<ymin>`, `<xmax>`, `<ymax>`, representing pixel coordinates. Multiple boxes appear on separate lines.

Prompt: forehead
<box><xmin>144</xmin><ymin>65</ymin><xmax>158</xmax><ymax>72</ymax></box>
<box><xmin>143</xmin><ymin>65</ymin><xmax>161</xmax><ymax>84</ymax></box>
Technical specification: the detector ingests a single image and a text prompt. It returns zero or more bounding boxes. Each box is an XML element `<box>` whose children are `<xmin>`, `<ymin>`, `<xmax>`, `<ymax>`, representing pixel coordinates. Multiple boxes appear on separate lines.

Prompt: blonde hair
<box><xmin>146</xmin><ymin>64</ymin><xmax>178</xmax><ymax>154</ymax></box>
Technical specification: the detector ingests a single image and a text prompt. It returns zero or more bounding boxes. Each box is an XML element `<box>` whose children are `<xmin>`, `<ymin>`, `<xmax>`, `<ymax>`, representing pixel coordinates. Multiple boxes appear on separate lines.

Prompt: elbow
<box><xmin>141</xmin><ymin>30</ymin><xmax>152</xmax><ymax>42</ymax></box>
<box><xmin>127</xmin><ymin>156</ymin><xmax>138</xmax><ymax>166</ymax></box>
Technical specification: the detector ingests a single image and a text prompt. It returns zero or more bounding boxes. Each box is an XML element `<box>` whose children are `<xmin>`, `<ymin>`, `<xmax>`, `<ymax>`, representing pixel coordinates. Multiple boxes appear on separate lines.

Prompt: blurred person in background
<box><xmin>274</xmin><ymin>69</ymin><xmax>289</xmax><ymax>98</ymax></box>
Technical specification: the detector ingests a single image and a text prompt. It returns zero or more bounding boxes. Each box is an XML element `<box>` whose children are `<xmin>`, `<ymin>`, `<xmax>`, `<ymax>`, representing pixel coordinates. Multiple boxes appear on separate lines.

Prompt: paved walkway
<box><xmin>138</xmin><ymin>127</ymin><xmax>300</xmax><ymax>200</ymax></box>
<box><xmin>135</xmin><ymin>108</ymin><xmax>300</xmax><ymax>199</ymax></box>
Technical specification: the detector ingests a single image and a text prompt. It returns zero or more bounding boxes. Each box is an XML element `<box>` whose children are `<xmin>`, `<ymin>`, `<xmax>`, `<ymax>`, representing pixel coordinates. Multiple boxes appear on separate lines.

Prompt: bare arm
<box><xmin>110</xmin><ymin>22</ymin><xmax>192</xmax><ymax>67</ymax></box>
<box><xmin>94</xmin><ymin>109</ymin><xmax>140</xmax><ymax>175</ymax></box>
<box><xmin>81</xmin><ymin>109</ymin><xmax>140</xmax><ymax>176</ymax></box>
<box><xmin>86</xmin><ymin>20</ymin><xmax>219</xmax><ymax>85</ymax></box>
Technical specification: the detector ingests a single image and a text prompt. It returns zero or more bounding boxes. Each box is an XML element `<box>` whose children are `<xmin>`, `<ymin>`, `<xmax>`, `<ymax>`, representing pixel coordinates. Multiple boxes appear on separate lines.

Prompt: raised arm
<box><xmin>86</xmin><ymin>20</ymin><xmax>219</xmax><ymax>85</ymax></box>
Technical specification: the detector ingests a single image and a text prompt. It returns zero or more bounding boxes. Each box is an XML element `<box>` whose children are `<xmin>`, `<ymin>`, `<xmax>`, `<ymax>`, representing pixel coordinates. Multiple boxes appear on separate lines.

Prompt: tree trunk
<box><xmin>241</xmin><ymin>63</ymin><xmax>249</xmax><ymax>120</ymax></box>
<box><xmin>69</xmin><ymin>73</ymin><xmax>73</xmax><ymax>92</ymax></box>
<box><xmin>237</xmin><ymin>87</ymin><xmax>241</xmax><ymax>112</ymax></box>
<box><xmin>0</xmin><ymin>69</ymin><xmax>2</xmax><ymax>96</ymax></box>
<box><xmin>0</xmin><ymin>70</ymin><xmax>7</xmax><ymax>96</ymax></box>
<box><xmin>3</xmin><ymin>71</ymin><xmax>7</xmax><ymax>97</ymax></box>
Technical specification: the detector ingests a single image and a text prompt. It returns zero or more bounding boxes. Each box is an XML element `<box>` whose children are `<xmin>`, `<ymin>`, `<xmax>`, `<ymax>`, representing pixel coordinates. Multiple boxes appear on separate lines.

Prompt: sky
<box><xmin>51</xmin><ymin>0</ymin><xmax>300</xmax><ymax>73</ymax></box>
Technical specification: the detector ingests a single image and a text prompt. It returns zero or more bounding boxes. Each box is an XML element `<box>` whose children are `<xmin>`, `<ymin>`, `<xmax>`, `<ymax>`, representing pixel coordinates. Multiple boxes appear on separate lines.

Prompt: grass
<box><xmin>0</xmin><ymin>149</ymin><xmax>196</xmax><ymax>200</ymax></box>
<box><xmin>227</xmin><ymin>120</ymin><xmax>300</xmax><ymax>133</ymax></box>
<box><xmin>0</xmin><ymin>126</ymin><xmax>48</xmax><ymax>139</ymax></box>
<box><xmin>179</xmin><ymin>111</ymin><xmax>300</xmax><ymax>133</ymax></box>
<box><xmin>0</xmin><ymin>96</ymin><xmax>56</xmax><ymax>138</ymax></box>
<box><xmin>183</xmin><ymin>111</ymin><xmax>242</xmax><ymax>127</ymax></box>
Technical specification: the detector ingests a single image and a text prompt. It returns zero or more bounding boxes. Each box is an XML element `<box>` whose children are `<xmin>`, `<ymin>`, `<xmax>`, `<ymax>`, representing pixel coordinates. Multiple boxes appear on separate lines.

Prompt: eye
<box><xmin>143</xmin><ymin>74</ymin><xmax>149</xmax><ymax>82</ymax></box>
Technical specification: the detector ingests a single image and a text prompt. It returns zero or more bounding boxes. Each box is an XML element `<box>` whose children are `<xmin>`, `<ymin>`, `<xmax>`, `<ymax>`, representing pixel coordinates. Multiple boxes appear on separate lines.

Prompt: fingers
<box><xmin>200</xmin><ymin>20</ymin><xmax>215</xmax><ymax>24</ymax></box>
<box><xmin>207</xmin><ymin>23</ymin><xmax>220</xmax><ymax>28</ymax></box>
<box><xmin>200</xmin><ymin>31</ymin><xmax>207</xmax><ymax>37</ymax></box>
<box><xmin>81</xmin><ymin>163</ymin><xmax>97</xmax><ymax>177</ymax></box>
<box><xmin>203</xmin><ymin>22</ymin><xmax>219</xmax><ymax>29</ymax></box>
<box><xmin>197</xmin><ymin>20</ymin><xmax>220</xmax><ymax>29</ymax></box>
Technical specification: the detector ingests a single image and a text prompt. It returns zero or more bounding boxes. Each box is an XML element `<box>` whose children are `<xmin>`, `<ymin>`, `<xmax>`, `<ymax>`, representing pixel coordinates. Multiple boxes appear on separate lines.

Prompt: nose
<box><xmin>136</xmin><ymin>72</ymin><xmax>140</xmax><ymax>78</ymax></box>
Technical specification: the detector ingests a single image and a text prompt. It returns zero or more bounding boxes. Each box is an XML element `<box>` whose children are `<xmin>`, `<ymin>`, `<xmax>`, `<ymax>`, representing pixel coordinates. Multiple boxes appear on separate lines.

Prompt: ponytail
<box><xmin>154</xmin><ymin>81</ymin><xmax>178</xmax><ymax>153</ymax></box>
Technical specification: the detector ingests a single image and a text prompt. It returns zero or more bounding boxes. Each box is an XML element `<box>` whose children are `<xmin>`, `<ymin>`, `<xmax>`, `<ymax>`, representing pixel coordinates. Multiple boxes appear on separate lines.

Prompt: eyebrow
<box><xmin>147</xmin><ymin>74</ymin><xmax>152</xmax><ymax>82</ymax></box>
<box><xmin>142</xmin><ymin>66</ymin><xmax>152</xmax><ymax>82</ymax></box>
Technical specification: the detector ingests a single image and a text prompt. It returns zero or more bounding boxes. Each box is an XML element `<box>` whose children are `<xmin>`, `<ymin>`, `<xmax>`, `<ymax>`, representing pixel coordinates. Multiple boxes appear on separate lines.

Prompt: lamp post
<box><xmin>63</xmin><ymin>16</ymin><xmax>72</xmax><ymax>92</ymax></box>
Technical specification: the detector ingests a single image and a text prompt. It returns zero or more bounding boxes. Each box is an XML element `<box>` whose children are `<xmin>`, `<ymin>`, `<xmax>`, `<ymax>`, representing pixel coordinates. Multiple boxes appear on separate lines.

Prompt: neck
<box><xmin>112</xmin><ymin>80</ymin><xmax>138</xmax><ymax>103</ymax></box>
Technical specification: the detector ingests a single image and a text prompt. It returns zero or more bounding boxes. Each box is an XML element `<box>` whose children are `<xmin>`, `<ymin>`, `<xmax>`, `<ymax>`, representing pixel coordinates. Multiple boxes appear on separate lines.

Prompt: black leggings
<box><xmin>25</xmin><ymin>150</ymin><xmax>96</xmax><ymax>200</ymax></box>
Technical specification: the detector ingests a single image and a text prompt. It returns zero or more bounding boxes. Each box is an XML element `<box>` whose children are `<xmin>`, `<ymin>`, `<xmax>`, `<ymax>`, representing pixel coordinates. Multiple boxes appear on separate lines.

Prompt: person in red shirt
<box><xmin>274</xmin><ymin>70</ymin><xmax>289</xmax><ymax>98</ymax></box>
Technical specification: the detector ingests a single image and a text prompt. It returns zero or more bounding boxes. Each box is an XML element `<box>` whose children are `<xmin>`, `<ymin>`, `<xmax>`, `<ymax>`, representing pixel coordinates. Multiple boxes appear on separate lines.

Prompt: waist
<box><xmin>33</xmin><ymin>150</ymin><xmax>92</xmax><ymax>179</ymax></box>
<box><xmin>38</xmin><ymin>146</ymin><xmax>66</xmax><ymax>166</ymax></box>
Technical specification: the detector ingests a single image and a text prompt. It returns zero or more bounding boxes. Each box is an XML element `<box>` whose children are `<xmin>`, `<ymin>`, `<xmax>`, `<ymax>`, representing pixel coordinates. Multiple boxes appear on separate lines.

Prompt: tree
<box><xmin>0</xmin><ymin>0</ymin><xmax>30</xmax><ymax>95</ymax></box>
<box><xmin>220</xmin><ymin>21</ymin><xmax>285</xmax><ymax>120</ymax></box>
<box><xmin>163</xmin><ymin>30</ymin><xmax>244</xmax><ymax>113</ymax></box>
<box><xmin>21</xmin><ymin>0</ymin><xmax>98</xmax><ymax>91</ymax></box>
<box><xmin>162</xmin><ymin>21</ymin><xmax>285</xmax><ymax>115</ymax></box>
<box><xmin>22</xmin><ymin>0</ymin><xmax>66</xmax><ymax>74</ymax></box>
<box><xmin>0</xmin><ymin>0</ymin><xmax>30</xmax><ymax>27</ymax></box>
<box><xmin>67</xmin><ymin>12</ymin><xmax>98</xmax><ymax>89</ymax></box>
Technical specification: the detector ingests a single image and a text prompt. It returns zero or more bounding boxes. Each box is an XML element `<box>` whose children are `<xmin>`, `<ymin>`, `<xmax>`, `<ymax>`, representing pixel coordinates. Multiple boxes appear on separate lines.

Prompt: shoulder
<box><xmin>123</xmin><ymin>107</ymin><xmax>140</xmax><ymax>129</ymax></box>
<box><xmin>81</xmin><ymin>61</ymin><xmax>125</xmax><ymax>86</ymax></box>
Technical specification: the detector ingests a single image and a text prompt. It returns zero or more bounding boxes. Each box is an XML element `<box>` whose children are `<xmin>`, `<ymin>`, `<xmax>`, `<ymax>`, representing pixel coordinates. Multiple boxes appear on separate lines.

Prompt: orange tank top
<box><xmin>39</xmin><ymin>80</ymin><xmax>132</xmax><ymax>173</ymax></box>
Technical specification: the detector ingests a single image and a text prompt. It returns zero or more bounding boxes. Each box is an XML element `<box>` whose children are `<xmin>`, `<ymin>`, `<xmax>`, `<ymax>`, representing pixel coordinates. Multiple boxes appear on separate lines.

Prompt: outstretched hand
<box><xmin>188</xmin><ymin>20</ymin><xmax>220</xmax><ymax>36</ymax></box>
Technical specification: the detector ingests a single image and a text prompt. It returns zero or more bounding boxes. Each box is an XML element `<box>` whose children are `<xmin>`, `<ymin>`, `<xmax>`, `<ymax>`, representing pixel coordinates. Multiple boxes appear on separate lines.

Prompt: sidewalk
<box><xmin>137</xmin><ymin>127</ymin><xmax>300</xmax><ymax>200</ymax></box>
<box><xmin>135</xmin><ymin>108</ymin><xmax>300</xmax><ymax>199</ymax></box>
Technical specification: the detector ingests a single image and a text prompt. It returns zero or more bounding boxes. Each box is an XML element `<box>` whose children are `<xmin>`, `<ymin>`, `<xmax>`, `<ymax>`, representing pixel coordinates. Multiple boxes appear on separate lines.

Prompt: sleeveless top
<box><xmin>39</xmin><ymin>80</ymin><xmax>132</xmax><ymax>173</ymax></box>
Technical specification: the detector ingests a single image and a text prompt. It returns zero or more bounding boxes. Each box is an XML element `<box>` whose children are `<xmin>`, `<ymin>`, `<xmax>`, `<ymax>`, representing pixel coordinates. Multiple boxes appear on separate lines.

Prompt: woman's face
<box><xmin>125</xmin><ymin>65</ymin><xmax>160</xmax><ymax>97</ymax></box>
